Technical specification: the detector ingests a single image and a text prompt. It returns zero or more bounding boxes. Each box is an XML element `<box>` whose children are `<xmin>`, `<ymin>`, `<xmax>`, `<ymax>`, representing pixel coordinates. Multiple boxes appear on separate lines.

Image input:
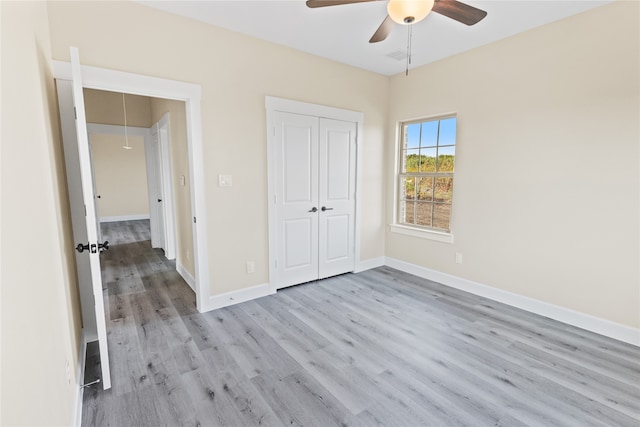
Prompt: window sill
<box><xmin>389</xmin><ymin>224</ymin><xmax>454</xmax><ymax>244</ymax></box>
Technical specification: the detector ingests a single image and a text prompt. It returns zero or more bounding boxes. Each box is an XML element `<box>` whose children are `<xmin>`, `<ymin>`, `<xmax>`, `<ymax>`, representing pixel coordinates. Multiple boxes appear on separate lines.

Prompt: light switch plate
<box><xmin>218</xmin><ymin>174</ymin><xmax>232</xmax><ymax>187</ymax></box>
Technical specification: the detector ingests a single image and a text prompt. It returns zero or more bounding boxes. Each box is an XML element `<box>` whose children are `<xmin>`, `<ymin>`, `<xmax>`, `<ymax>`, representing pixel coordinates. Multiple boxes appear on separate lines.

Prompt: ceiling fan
<box><xmin>306</xmin><ymin>0</ymin><xmax>487</xmax><ymax>43</ymax></box>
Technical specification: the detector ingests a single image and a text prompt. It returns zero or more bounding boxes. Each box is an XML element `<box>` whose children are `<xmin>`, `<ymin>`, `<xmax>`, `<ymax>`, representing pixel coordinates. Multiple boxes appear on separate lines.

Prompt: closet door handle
<box><xmin>321</xmin><ymin>206</ymin><xmax>333</xmax><ymax>212</ymax></box>
<box><xmin>308</xmin><ymin>207</ymin><xmax>318</xmax><ymax>213</ymax></box>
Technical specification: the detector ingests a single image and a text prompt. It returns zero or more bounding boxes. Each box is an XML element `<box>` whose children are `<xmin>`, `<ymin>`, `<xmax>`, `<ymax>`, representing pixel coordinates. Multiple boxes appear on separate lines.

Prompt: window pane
<box><xmin>439</xmin><ymin>118</ymin><xmax>456</xmax><ymax>146</ymax></box>
<box><xmin>403</xmin><ymin>149</ymin><xmax>420</xmax><ymax>172</ymax></box>
<box><xmin>419</xmin><ymin>147</ymin><xmax>437</xmax><ymax>172</ymax></box>
<box><xmin>402</xmin><ymin>201</ymin><xmax>416</xmax><ymax>224</ymax></box>
<box><xmin>417</xmin><ymin>177</ymin><xmax>433</xmax><ymax>201</ymax></box>
<box><xmin>415</xmin><ymin>202</ymin><xmax>433</xmax><ymax>227</ymax></box>
<box><xmin>403</xmin><ymin>177</ymin><xmax>416</xmax><ymax>200</ymax></box>
<box><xmin>433</xmin><ymin>203</ymin><xmax>451</xmax><ymax>230</ymax></box>
<box><xmin>397</xmin><ymin>115</ymin><xmax>456</xmax><ymax>233</ymax></box>
<box><xmin>421</xmin><ymin>120</ymin><xmax>439</xmax><ymax>147</ymax></box>
<box><xmin>434</xmin><ymin>177</ymin><xmax>453</xmax><ymax>203</ymax></box>
<box><xmin>437</xmin><ymin>145</ymin><xmax>455</xmax><ymax>172</ymax></box>
<box><xmin>405</xmin><ymin>123</ymin><xmax>420</xmax><ymax>149</ymax></box>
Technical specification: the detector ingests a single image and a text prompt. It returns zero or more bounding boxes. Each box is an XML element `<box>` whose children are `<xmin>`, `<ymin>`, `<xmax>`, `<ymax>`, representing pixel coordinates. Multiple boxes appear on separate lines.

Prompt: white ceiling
<box><xmin>136</xmin><ymin>0</ymin><xmax>611</xmax><ymax>76</ymax></box>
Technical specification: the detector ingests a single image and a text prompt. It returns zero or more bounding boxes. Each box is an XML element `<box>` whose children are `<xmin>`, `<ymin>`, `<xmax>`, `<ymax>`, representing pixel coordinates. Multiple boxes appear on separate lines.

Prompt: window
<box><xmin>397</xmin><ymin>116</ymin><xmax>456</xmax><ymax>233</ymax></box>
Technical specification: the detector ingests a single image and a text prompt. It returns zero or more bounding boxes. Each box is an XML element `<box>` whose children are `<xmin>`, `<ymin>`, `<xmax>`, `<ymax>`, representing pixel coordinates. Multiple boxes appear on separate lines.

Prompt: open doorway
<box><xmin>53</xmin><ymin>59</ymin><xmax>210</xmax><ymax>311</ymax></box>
<box><xmin>83</xmin><ymin>88</ymin><xmax>194</xmax><ymax>280</ymax></box>
<box><xmin>55</xmin><ymin>57</ymin><xmax>210</xmax><ymax>394</ymax></box>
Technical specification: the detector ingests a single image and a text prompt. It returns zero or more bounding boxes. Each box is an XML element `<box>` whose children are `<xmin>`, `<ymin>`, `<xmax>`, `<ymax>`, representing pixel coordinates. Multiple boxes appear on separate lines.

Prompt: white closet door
<box><xmin>318</xmin><ymin>118</ymin><xmax>357</xmax><ymax>279</ymax></box>
<box><xmin>275</xmin><ymin>112</ymin><xmax>319</xmax><ymax>288</ymax></box>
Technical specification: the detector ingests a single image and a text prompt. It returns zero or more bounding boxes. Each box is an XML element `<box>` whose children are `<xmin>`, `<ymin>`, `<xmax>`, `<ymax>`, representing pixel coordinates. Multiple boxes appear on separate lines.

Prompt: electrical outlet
<box><xmin>246</xmin><ymin>261</ymin><xmax>255</xmax><ymax>274</ymax></box>
<box><xmin>218</xmin><ymin>174</ymin><xmax>232</xmax><ymax>187</ymax></box>
<box><xmin>455</xmin><ymin>252</ymin><xmax>463</xmax><ymax>264</ymax></box>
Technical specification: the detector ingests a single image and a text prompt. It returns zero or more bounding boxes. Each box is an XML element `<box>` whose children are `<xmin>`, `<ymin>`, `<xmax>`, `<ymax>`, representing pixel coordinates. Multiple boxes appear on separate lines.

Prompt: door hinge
<box><xmin>84</xmin><ymin>204</ymin><xmax>87</xmax><ymax>217</ymax></box>
<box><xmin>193</xmin><ymin>216</ymin><xmax>196</xmax><ymax>223</ymax></box>
<box><xmin>74</xmin><ymin>107</ymin><xmax>77</xmax><ymax>120</ymax></box>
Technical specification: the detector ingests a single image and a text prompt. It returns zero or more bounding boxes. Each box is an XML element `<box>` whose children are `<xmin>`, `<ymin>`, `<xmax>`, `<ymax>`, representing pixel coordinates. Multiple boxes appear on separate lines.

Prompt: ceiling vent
<box><xmin>386</xmin><ymin>49</ymin><xmax>408</xmax><ymax>61</ymax></box>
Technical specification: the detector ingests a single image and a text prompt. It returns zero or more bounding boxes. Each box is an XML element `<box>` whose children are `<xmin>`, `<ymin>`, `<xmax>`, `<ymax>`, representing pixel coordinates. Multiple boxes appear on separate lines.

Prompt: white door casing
<box><xmin>69</xmin><ymin>47</ymin><xmax>112</xmax><ymax>389</ymax></box>
<box><xmin>268</xmin><ymin>98</ymin><xmax>361</xmax><ymax>290</ymax></box>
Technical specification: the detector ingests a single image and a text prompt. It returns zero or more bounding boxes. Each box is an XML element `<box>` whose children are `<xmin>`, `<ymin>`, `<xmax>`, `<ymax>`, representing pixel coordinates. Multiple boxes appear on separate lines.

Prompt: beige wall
<box><xmin>150</xmin><ymin>98</ymin><xmax>195</xmax><ymax>276</ymax></box>
<box><xmin>91</xmin><ymin>133</ymin><xmax>150</xmax><ymax>219</ymax></box>
<box><xmin>386</xmin><ymin>1</ymin><xmax>639</xmax><ymax>328</ymax></box>
<box><xmin>84</xmin><ymin>88</ymin><xmax>151</xmax><ymax>127</ymax></box>
<box><xmin>1</xmin><ymin>1</ymin><xmax>82</xmax><ymax>425</ymax></box>
<box><xmin>47</xmin><ymin>0</ymin><xmax>388</xmax><ymax>295</ymax></box>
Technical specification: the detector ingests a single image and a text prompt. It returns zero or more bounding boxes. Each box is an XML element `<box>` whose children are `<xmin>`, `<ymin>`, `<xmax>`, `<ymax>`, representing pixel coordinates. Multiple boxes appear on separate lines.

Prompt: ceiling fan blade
<box><xmin>369</xmin><ymin>15</ymin><xmax>395</xmax><ymax>43</ymax></box>
<box><xmin>432</xmin><ymin>0</ymin><xmax>487</xmax><ymax>26</ymax></box>
<box><xmin>306</xmin><ymin>0</ymin><xmax>377</xmax><ymax>8</ymax></box>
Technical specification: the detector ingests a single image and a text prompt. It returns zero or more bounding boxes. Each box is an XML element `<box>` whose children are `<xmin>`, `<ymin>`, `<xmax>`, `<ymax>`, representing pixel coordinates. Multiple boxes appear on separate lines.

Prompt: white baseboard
<box><xmin>354</xmin><ymin>256</ymin><xmax>386</xmax><ymax>273</ymax></box>
<box><xmin>384</xmin><ymin>257</ymin><xmax>639</xmax><ymax>346</ymax></box>
<box><xmin>176</xmin><ymin>263</ymin><xmax>195</xmax><ymax>292</ymax></box>
<box><xmin>208</xmin><ymin>283</ymin><xmax>275</xmax><ymax>311</ymax></box>
<box><xmin>99</xmin><ymin>214</ymin><xmax>150</xmax><ymax>223</ymax></box>
<box><xmin>73</xmin><ymin>335</ymin><xmax>87</xmax><ymax>427</ymax></box>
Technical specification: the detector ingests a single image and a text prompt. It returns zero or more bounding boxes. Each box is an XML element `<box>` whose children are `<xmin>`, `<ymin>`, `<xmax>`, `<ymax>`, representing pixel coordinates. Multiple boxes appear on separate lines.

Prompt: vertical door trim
<box><xmin>265</xmin><ymin>96</ymin><xmax>364</xmax><ymax>292</ymax></box>
<box><xmin>53</xmin><ymin>60</ymin><xmax>211</xmax><ymax>313</ymax></box>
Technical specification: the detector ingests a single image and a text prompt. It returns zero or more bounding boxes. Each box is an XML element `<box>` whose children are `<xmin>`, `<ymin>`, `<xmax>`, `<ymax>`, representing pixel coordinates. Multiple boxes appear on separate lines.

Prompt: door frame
<box><xmin>54</xmin><ymin>61</ymin><xmax>211</xmax><ymax>312</ymax></box>
<box><xmin>265</xmin><ymin>96</ymin><xmax>364</xmax><ymax>292</ymax></box>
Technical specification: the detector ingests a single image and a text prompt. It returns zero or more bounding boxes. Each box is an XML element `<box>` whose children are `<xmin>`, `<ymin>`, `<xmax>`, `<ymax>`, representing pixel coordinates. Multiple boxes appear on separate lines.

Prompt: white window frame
<box><xmin>391</xmin><ymin>114</ymin><xmax>456</xmax><ymax>244</ymax></box>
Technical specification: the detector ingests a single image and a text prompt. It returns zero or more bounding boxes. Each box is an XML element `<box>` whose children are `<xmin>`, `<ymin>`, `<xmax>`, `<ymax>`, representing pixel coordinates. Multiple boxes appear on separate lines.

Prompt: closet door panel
<box><xmin>274</xmin><ymin>112</ymin><xmax>319</xmax><ymax>288</ymax></box>
<box><xmin>318</xmin><ymin>118</ymin><xmax>357</xmax><ymax>279</ymax></box>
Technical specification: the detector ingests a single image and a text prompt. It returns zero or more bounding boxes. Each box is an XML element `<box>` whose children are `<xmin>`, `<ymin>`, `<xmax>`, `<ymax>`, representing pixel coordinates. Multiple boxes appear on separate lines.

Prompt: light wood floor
<box><xmin>83</xmin><ymin>220</ymin><xmax>640</xmax><ymax>426</ymax></box>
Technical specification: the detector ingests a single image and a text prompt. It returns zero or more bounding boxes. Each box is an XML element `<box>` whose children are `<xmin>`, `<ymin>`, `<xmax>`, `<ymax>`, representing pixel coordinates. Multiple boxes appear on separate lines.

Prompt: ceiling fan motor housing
<box><xmin>387</xmin><ymin>0</ymin><xmax>435</xmax><ymax>25</ymax></box>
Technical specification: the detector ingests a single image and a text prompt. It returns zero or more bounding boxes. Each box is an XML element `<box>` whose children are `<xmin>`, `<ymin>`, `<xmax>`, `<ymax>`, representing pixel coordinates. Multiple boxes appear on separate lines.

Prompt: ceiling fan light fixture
<box><xmin>387</xmin><ymin>0</ymin><xmax>435</xmax><ymax>25</ymax></box>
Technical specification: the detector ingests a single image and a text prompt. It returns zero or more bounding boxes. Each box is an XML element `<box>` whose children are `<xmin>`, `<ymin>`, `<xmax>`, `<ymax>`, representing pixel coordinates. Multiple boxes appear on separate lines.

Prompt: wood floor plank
<box><xmin>204</xmin><ymin>305</ymin><xmax>304</xmax><ymax>380</ymax></box>
<box><xmin>106</xmin><ymin>312</ymin><xmax>150</xmax><ymax>397</ymax></box>
<box><xmin>251</xmin><ymin>369</ymin><xmax>357</xmax><ymax>427</ymax></box>
<box><xmin>83</xmin><ymin>220</ymin><xmax>640</xmax><ymax>427</ymax></box>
